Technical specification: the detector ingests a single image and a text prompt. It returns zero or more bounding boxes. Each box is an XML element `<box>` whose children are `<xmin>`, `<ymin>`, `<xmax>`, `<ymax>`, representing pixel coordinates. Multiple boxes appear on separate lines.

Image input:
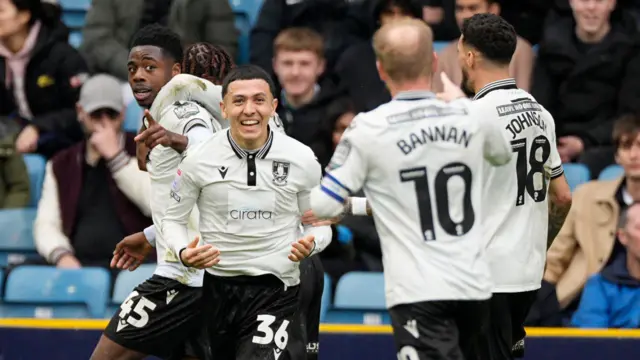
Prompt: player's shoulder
<box><xmin>271</xmin><ymin>130</ymin><xmax>316</xmax><ymax>163</ymax></box>
<box><xmin>183</xmin><ymin>129</ymin><xmax>226</xmax><ymax>159</ymax></box>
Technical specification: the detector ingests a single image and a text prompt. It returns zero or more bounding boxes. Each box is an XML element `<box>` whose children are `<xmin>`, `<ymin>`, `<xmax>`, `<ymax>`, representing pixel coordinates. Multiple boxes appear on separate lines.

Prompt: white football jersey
<box><xmin>316</xmin><ymin>91</ymin><xmax>512</xmax><ymax>307</ymax></box>
<box><xmin>474</xmin><ymin>79</ymin><xmax>563</xmax><ymax>292</ymax></box>
<box><xmin>162</xmin><ymin>129</ymin><xmax>328</xmax><ymax>287</ymax></box>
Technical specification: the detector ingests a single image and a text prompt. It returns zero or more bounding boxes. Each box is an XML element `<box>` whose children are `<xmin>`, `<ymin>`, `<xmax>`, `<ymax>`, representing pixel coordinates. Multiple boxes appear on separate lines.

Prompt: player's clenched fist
<box><xmin>288</xmin><ymin>235</ymin><xmax>316</xmax><ymax>262</ymax></box>
<box><xmin>180</xmin><ymin>236</ymin><xmax>220</xmax><ymax>269</ymax></box>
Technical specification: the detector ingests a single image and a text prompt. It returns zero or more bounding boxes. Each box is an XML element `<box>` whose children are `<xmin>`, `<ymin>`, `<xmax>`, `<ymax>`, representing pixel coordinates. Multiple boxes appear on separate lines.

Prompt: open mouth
<box><xmin>240</xmin><ymin>120</ymin><xmax>260</xmax><ymax>127</ymax></box>
<box><xmin>133</xmin><ymin>89</ymin><xmax>152</xmax><ymax>102</ymax></box>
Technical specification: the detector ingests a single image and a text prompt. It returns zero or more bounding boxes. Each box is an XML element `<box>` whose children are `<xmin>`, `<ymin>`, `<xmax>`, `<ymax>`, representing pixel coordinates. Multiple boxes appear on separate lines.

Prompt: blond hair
<box><xmin>373</xmin><ymin>19</ymin><xmax>434</xmax><ymax>83</ymax></box>
<box><xmin>274</xmin><ymin>27</ymin><xmax>324</xmax><ymax>59</ymax></box>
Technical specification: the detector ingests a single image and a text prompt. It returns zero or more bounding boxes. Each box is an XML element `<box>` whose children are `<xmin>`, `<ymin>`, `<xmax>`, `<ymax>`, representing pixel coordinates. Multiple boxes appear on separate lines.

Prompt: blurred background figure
<box><xmin>432</xmin><ymin>0</ymin><xmax>534</xmax><ymax>93</ymax></box>
<box><xmin>80</xmin><ymin>0</ymin><xmax>238</xmax><ymax>82</ymax></box>
<box><xmin>33</xmin><ymin>74</ymin><xmax>151</xmax><ymax>272</ymax></box>
<box><xmin>0</xmin><ymin>0</ymin><xmax>88</xmax><ymax>159</ymax></box>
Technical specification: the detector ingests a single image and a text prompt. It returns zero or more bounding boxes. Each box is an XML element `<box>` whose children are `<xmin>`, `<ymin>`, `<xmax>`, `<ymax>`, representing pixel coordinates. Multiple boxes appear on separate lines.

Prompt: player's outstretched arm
<box><xmin>547</xmin><ymin>173</ymin><xmax>572</xmax><ymax>249</ymax></box>
<box><xmin>110</xmin><ymin>231</ymin><xmax>154</xmax><ymax>271</ymax></box>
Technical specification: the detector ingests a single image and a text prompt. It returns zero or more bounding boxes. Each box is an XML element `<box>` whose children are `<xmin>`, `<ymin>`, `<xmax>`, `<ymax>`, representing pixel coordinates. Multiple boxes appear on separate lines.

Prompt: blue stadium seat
<box><xmin>106</xmin><ymin>264</ymin><xmax>155</xmax><ymax>317</ymax></box>
<box><xmin>320</xmin><ymin>273</ymin><xmax>331</xmax><ymax>322</ymax></box>
<box><xmin>0</xmin><ymin>266</ymin><xmax>110</xmax><ymax>318</ymax></box>
<box><xmin>325</xmin><ymin>272</ymin><xmax>390</xmax><ymax>324</ymax></box>
<box><xmin>230</xmin><ymin>0</ymin><xmax>264</xmax><ymax>64</ymax></box>
<box><xmin>0</xmin><ymin>268</ymin><xmax>4</xmax><ymax>299</ymax></box>
<box><xmin>598</xmin><ymin>164</ymin><xmax>623</xmax><ymax>181</ymax></box>
<box><xmin>23</xmin><ymin>154</ymin><xmax>46</xmax><ymax>207</ymax></box>
<box><xmin>69</xmin><ymin>31</ymin><xmax>83</xmax><ymax>48</ymax></box>
<box><xmin>433</xmin><ymin>41</ymin><xmax>449</xmax><ymax>53</ymax></box>
<box><xmin>0</xmin><ymin>208</ymin><xmax>39</xmax><ymax>267</ymax></box>
<box><xmin>230</xmin><ymin>0</ymin><xmax>264</xmax><ymax>26</ymax></box>
<box><xmin>563</xmin><ymin>163</ymin><xmax>591</xmax><ymax>192</ymax></box>
<box><xmin>124</xmin><ymin>101</ymin><xmax>143</xmax><ymax>133</ymax></box>
<box><xmin>112</xmin><ymin>264</ymin><xmax>155</xmax><ymax>303</ymax></box>
<box><xmin>61</xmin><ymin>12</ymin><xmax>86</xmax><ymax>30</ymax></box>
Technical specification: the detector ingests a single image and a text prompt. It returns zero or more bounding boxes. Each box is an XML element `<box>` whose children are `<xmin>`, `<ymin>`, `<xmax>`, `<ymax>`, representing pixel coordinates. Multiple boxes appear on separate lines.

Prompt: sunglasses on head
<box><xmin>89</xmin><ymin>108</ymin><xmax>120</xmax><ymax>120</ymax></box>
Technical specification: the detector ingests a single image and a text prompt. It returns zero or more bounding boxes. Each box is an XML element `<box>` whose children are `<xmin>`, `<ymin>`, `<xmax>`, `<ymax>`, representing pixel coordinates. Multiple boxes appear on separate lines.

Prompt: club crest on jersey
<box><xmin>173</xmin><ymin>101</ymin><xmax>199</xmax><ymax>119</ymax></box>
<box><xmin>272</xmin><ymin>161</ymin><xmax>290</xmax><ymax>186</ymax></box>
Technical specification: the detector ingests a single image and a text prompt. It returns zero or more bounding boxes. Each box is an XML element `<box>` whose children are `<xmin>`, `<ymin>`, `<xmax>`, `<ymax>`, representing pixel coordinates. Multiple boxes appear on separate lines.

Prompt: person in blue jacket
<box><xmin>572</xmin><ymin>202</ymin><xmax>640</xmax><ymax>329</ymax></box>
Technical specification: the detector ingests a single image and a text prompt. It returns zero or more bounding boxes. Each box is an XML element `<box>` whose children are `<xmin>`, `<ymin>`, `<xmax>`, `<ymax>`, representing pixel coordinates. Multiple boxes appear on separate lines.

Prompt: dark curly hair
<box><xmin>130</xmin><ymin>24</ymin><xmax>184</xmax><ymax>63</ymax></box>
<box><xmin>182</xmin><ymin>43</ymin><xmax>235</xmax><ymax>85</ymax></box>
<box><xmin>461</xmin><ymin>13</ymin><xmax>516</xmax><ymax>66</ymax></box>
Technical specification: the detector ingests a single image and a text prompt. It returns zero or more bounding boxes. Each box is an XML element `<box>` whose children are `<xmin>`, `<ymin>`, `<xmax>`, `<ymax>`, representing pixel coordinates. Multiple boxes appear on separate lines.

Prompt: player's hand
<box><xmin>180</xmin><ymin>236</ymin><xmax>220</xmax><ymax>269</ymax></box>
<box><xmin>56</xmin><ymin>253</ymin><xmax>81</xmax><ymax>269</ymax></box>
<box><xmin>111</xmin><ymin>232</ymin><xmax>153</xmax><ymax>271</ymax></box>
<box><xmin>436</xmin><ymin>72</ymin><xmax>465</xmax><ymax>102</ymax></box>
<box><xmin>302</xmin><ymin>210</ymin><xmax>340</xmax><ymax>227</ymax></box>
<box><xmin>288</xmin><ymin>235</ymin><xmax>315</xmax><ymax>262</ymax></box>
<box><xmin>134</xmin><ymin>110</ymin><xmax>178</xmax><ymax>150</ymax></box>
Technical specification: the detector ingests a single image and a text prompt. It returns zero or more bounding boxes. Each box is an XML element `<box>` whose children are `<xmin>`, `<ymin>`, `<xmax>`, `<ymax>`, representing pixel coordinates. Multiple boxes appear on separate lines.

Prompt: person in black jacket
<box><xmin>334</xmin><ymin>0</ymin><xmax>424</xmax><ymax>113</ymax></box>
<box><xmin>0</xmin><ymin>0</ymin><xmax>88</xmax><ymax>159</ymax></box>
<box><xmin>272</xmin><ymin>27</ymin><xmax>343</xmax><ymax>168</ymax></box>
<box><xmin>531</xmin><ymin>1</ymin><xmax>640</xmax><ymax>177</ymax></box>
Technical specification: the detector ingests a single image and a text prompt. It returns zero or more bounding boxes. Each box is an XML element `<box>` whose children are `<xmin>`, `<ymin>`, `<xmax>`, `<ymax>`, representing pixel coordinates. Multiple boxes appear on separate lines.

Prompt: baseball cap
<box><xmin>79</xmin><ymin>74</ymin><xmax>124</xmax><ymax>114</ymax></box>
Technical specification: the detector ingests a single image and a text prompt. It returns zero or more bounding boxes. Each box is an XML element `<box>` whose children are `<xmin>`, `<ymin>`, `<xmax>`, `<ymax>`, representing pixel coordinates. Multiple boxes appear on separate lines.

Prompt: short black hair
<box><xmin>182</xmin><ymin>43</ymin><xmax>235</xmax><ymax>85</ymax></box>
<box><xmin>130</xmin><ymin>24</ymin><xmax>184</xmax><ymax>63</ymax></box>
<box><xmin>374</xmin><ymin>0</ymin><xmax>423</xmax><ymax>27</ymax></box>
<box><xmin>461</xmin><ymin>13</ymin><xmax>516</xmax><ymax>66</ymax></box>
<box><xmin>221</xmin><ymin>65</ymin><xmax>276</xmax><ymax>97</ymax></box>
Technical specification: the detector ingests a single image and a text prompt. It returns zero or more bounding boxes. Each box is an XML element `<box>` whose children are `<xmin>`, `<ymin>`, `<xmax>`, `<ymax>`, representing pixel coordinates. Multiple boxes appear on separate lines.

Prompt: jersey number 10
<box><xmin>511</xmin><ymin>135</ymin><xmax>551</xmax><ymax>206</ymax></box>
<box><xmin>400</xmin><ymin>162</ymin><xmax>475</xmax><ymax>241</ymax></box>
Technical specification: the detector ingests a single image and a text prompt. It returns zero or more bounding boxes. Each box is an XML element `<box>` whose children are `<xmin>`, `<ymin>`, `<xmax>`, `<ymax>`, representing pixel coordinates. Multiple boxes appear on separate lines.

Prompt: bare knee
<box><xmin>91</xmin><ymin>335</ymin><xmax>146</xmax><ymax>360</ymax></box>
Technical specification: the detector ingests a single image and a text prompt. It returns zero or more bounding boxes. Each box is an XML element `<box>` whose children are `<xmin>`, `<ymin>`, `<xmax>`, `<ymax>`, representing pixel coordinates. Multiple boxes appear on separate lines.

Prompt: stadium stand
<box><xmin>124</xmin><ymin>101</ymin><xmax>144</xmax><ymax>134</ymax></box>
<box><xmin>58</xmin><ymin>0</ymin><xmax>91</xmax><ymax>48</ymax></box>
<box><xmin>320</xmin><ymin>273</ymin><xmax>331</xmax><ymax>322</ymax></box>
<box><xmin>23</xmin><ymin>154</ymin><xmax>46</xmax><ymax>208</ymax></box>
<box><xmin>598</xmin><ymin>164</ymin><xmax>624</xmax><ymax>181</ymax></box>
<box><xmin>0</xmin><ymin>209</ymin><xmax>38</xmax><ymax>267</ymax></box>
<box><xmin>563</xmin><ymin>163</ymin><xmax>591</xmax><ymax>192</ymax></box>
<box><xmin>325</xmin><ymin>272</ymin><xmax>389</xmax><ymax>325</ymax></box>
<box><xmin>107</xmin><ymin>264</ymin><xmax>155</xmax><ymax>316</ymax></box>
<box><xmin>0</xmin><ymin>266</ymin><xmax>110</xmax><ymax>319</ymax></box>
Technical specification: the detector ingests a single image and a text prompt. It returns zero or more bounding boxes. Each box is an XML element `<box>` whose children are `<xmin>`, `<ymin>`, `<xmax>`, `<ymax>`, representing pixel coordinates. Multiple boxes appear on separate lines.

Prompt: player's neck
<box><xmin>626</xmin><ymin>252</ymin><xmax>640</xmax><ymax>280</ymax></box>
<box><xmin>231</xmin><ymin>129</ymin><xmax>269</xmax><ymax>151</ymax></box>
<box><xmin>625</xmin><ymin>178</ymin><xmax>640</xmax><ymax>201</ymax></box>
<box><xmin>387</xmin><ymin>78</ymin><xmax>433</xmax><ymax>98</ymax></box>
<box><xmin>472</xmin><ymin>69</ymin><xmax>512</xmax><ymax>93</ymax></box>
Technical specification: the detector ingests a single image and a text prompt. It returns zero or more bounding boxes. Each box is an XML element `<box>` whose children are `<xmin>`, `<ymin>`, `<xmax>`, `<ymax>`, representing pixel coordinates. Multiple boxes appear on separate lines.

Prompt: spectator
<box><xmin>538</xmin><ymin>114</ymin><xmax>640</xmax><ymax>325</ymax></box>
<box><xmin>0</xmin><ymin>125</ymin><xmax>29</xmax><ymax>208</ymax></box>
<box><xmin>251</xmin><ymin>0</ymin><xmax>361</xmax><ymax>79</ymax></box>
<box><xmin>273</xmin><ymin>27</ymin><xmax>342</xmax><ymax>168</ymax></box>
<box><xmin>531</xmin><ymin>0</ymin><xmax>640</xmax><ymax>177</ymax></box>
<box><xmin>80</xmin><ymin>0</ymin><xmax>238</xmax><ymax>81</ymax></box>
<box><xmin>571</xmin><ymin>202</ymin><xmax>640</xmax><ymax>329</ymax></box>
<box><xmin>0</xmin><ymin>0</ymin><xmax>88</xmax><ymax>159</ymax></box>
<box><xmin>432</xmin><ymin>0</ymin><xmax>535</xmax><ymax>93</ymax></box>
<box><xmin>33</xmin><ymin>74</ymin><xmax>152</xmax><ymax>269</ymax></box>
<box><xmin>334</xmin><ymin>0</ymin><xmax>423</xmax><ymax>113</ymax></box>
<box><xmin>327</xmin><ymin>97</ymin><xmax>383</xmax><ymax>272</ymax></box>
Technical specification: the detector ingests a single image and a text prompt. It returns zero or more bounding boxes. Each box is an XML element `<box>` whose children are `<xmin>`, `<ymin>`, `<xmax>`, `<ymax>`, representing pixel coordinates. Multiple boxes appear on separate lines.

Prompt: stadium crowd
<box><xmin>0</xmin><ymin>0</ymin><xmax>640</xmax><ymax>331</ymax></box>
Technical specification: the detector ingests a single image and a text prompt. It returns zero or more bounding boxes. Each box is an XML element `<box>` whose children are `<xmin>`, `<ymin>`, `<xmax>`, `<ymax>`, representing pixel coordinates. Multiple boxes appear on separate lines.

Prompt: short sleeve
<box><xmin>545</xmin><ymin>110</ymin><xmax>564</xmax><ymax>179</ymax></box>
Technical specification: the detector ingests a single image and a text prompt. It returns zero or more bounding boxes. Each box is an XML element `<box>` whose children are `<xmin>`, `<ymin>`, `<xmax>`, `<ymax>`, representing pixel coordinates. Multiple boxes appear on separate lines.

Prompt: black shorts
<box><xmin>104</xmin><ymin>275</ymin><xmax>205</xmax><ymax>359</ymax></box>
<box><xmin>288</xmin><ymin>256</ymin><xmax>324</xmax><ymax>360</ymax></box>
<box><xmin>475</xmin><ymin>290</ymin><xmax>538</xmax><ymax>360</ymax></box>
<box><xmin>202</xmin><ymin>272</ymin><xmax>300</xmax><ymax>360</ymax></box>
<box><xmin>389</xmin><ymin>299</ymin><xmax>489</xmax><ymax>360</ymax></box>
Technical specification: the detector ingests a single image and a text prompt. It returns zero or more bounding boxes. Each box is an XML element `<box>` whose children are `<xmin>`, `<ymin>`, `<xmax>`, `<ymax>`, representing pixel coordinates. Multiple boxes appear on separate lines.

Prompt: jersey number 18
<box><xmin>511</xmin><ymin>135</ymin><xmax>551</xmax><ymax>206</ymax></box>
<box><xmin>400</xmin><ymin>162</ymin><xmax>475</xmax><ymax>241</ymax></box>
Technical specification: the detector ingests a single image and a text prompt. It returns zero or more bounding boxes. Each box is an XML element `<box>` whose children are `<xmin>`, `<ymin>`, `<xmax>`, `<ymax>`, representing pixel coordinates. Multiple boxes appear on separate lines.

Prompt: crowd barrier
<box><xmin>0</xmin><ymin>320</ymin><xmax>638</xmax><ymax>359</ymax></box>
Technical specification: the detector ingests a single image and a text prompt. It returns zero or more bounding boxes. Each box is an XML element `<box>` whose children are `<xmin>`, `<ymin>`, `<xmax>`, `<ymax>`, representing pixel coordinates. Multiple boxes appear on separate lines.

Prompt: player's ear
<box><xmin>271</xmin><ymin>98</ymin><xmax>278</xmax><ymax>115</ymax></box>
<box><xmin>431</xmin><ymin>51</ymin><xmax>438</xmax><ymax>78</ymax></box>
<box><xmin>171</xmin><ymin>62</ymin><xmax>181</xmax><ymax>77</ymax></box>
<box><xmin>376</xmin><ymin>60</ymin><xmax>387</xmax><ymax>83</ymax></box>
<box><xmin>220</xmin><ymin>100</ymin><xmax>228</xmax><ymax>119</ymax></box>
